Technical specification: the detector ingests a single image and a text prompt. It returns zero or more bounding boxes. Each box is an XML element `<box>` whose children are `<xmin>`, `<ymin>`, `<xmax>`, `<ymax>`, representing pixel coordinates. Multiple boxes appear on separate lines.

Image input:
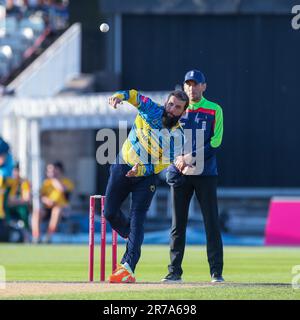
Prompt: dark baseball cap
<box><xmin>184</xmin><ymin>70</ymin><xmax>206</xmax><ymax>84</ymax></box>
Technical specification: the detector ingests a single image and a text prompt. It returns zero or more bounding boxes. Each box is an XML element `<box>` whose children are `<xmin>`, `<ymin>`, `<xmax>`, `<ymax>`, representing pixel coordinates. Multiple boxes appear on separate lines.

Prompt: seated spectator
<box><xmin>24</xmin><ymin>0</ymin><xmax>69</xmax><ymax>30</ymax></box>
<box><xmin>5</xmin><ymin>162</ymin><xmax>31</xmax><ymax>241</ymax></box>
<box><xmin>31</xmin><ymin>161</ymin><xmax>74</xmax><ymax>243</ymax></box>
<box><xmin>0</xmin><ymin>175</ymin><xmax>6</xmax><ymax>220</ymax></box>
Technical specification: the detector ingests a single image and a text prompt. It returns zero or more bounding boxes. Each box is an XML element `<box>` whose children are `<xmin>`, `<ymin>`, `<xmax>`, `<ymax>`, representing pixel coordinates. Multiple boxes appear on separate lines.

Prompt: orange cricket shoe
<box><xmin>108</xmin><ymin>264</ymin><xmax>136</xmax><ymax>283</ymax></box>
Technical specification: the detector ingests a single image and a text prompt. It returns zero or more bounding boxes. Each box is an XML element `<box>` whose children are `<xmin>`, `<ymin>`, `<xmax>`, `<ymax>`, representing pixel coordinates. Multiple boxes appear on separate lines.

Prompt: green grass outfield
<box><xmin>0</xmin><ymin>244</ymin><xmax>300</xmax><ymax>300</ymax></box>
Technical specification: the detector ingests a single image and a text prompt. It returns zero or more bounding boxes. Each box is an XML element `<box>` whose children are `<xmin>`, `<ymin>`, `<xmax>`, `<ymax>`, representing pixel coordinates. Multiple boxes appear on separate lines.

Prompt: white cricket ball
<box><xmin>99</xmin><ymin>23</ymin><xmax>109</xmax><ymax>33</ymax></box>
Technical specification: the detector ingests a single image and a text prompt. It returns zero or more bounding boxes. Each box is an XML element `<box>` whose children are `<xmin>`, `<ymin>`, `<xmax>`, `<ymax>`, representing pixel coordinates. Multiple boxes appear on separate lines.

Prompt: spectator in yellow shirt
<box><xmin>31</xmin><ymin>161</ymin><xmax>74</xmax><ymax>243</ymax></box>
<box><xmin>5</xmin><ymin>163</ymin><xmax>31</xmax><ymax>235</ymax></box>
<box><xmin>0</xmin><ymin>176</ymin><xmax>6</xmax><ymax>220</ymax></box>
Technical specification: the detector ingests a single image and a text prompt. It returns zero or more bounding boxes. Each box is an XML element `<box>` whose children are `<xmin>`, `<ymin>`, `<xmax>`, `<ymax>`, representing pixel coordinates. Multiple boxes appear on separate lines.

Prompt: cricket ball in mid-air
<box><xmin>99</xmin><ymin>23</ymin><xmax>109</xmax><ymax>33</ymax></box>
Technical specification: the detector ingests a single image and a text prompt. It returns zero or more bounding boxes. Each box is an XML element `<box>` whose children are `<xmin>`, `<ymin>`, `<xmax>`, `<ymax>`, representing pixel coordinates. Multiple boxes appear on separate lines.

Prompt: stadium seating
<box><xmin>0</xmin><ymin>2</ymin><xmax>69</xmax><ymax>85</ymax></box>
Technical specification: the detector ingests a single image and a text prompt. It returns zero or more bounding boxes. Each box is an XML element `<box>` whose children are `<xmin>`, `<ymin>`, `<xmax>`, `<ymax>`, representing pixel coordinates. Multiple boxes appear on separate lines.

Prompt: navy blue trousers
<box><xmin>168</xmin><ymin>176</ymin><xmax>223</xmax><ymax>277</ymax></box>
<box><xmin>104</xmin><ymin>163</ymin><xmax>157</xmax><ymax>272</ymax></box>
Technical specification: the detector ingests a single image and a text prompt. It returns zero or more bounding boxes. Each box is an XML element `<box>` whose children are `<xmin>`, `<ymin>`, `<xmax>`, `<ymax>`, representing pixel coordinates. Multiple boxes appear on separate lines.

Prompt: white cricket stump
<box><xmin>0</xmin><ymin>265</ymin><xmax>6</xmax><ymax>289</ymax></box>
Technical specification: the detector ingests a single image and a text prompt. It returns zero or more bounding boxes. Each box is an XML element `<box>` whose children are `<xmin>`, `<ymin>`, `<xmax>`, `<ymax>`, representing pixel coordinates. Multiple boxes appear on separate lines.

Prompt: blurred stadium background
<box><xmin>0</xmin><ymin>0</ymin><xmax>299</xmax><ymax>246</ymax></box>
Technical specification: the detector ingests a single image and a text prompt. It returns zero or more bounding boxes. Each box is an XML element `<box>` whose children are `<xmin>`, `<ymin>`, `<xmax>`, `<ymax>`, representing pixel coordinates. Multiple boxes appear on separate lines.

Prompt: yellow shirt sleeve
<box><xmin>62</xmin><ymin>178</ymin><xmax>74</xmax><ymax>192</ymax></box>
<box><xmin>5</xmin><ymin>178</ymin><xmax>16</xmax><ymax>198</ymax></box>
<box><xmin>21</xmin><ymin>180</ymin><xmax>31</xmax><ymax>199</ymax></box>
<box><xmin>0</xmin><ymin>177</ymin><xmax>6</xmax><ymax>218</ymax></box>
<box><xmin>21</xmin><ymin>180</ymin><xmax>30</xmax><ymax>192</ymax></box>
<box><xmin>40</xmin><ymin>180</ymin><xmax>49</xmax><ymax>196</ymax></box>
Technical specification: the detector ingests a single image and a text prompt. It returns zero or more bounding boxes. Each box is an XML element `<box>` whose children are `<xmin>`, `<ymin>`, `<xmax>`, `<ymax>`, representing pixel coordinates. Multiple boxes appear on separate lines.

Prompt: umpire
<box><xmin>162</xmin><ymin>70</ymin><xmax>224</xmax><ymax>283</ymax></box>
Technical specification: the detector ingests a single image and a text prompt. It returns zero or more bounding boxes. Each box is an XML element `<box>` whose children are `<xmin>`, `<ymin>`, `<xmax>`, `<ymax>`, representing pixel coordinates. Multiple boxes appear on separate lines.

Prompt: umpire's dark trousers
<box><xmin>104</xmin><ymin>163</ymin><xmax>157</xmax><ymax>273</ymax></box>
<box><xmin>168</xmin><ymin>176</ymin><xmax>223</xmax><ymax>276</ymax></box>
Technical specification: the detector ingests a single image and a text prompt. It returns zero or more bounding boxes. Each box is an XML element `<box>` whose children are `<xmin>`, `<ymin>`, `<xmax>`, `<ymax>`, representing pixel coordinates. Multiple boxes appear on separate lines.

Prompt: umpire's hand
<box><xmin>175</xmin><ymin>155</ymin><xmax>186</xmax><ymax>172</ymax></box>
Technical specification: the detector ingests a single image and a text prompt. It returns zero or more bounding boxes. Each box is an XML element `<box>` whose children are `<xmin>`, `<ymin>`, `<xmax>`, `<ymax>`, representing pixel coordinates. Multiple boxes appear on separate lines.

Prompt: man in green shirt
<box><xmin>162</xmin><ymin>70</ymin><xmax>224</xmax><ymax>283</ymax></box>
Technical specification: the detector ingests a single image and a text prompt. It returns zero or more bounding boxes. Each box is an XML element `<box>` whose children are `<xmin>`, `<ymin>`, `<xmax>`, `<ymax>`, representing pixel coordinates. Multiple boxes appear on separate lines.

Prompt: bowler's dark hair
<box><xmin>167</xmin><ymin>90</ymin><xmax>189</xmax><ymax>110</ymax></box>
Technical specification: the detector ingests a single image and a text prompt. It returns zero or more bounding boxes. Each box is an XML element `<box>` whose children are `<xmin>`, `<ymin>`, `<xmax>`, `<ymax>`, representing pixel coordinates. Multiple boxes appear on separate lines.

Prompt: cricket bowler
<box><xmin>104</xmin><ymin>89</ymin><xmax>189</xmax><ymax>283</ymax></box>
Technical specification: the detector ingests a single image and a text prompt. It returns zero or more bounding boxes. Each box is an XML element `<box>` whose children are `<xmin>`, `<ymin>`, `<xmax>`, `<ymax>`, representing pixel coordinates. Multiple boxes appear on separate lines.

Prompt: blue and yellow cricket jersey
<box><xmin>113</xmin><ymin>89</ymin><xmax>184</xmax><ymax>176</ymax></box>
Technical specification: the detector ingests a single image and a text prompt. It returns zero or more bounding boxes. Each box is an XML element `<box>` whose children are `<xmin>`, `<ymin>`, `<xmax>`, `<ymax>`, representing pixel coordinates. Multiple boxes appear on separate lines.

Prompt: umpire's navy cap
<box><xmin>184</xmin><ymin>70</ymin><xmax>206</xmax><ymax>84</ymax></box>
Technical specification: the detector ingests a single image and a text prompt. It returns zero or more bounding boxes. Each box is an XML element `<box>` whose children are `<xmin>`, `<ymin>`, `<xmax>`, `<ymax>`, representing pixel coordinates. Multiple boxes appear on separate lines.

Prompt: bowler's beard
<box><xmin>162</xmin><ymin>109</ymin><xmax>181</xmax><ymax>129</ymax></box>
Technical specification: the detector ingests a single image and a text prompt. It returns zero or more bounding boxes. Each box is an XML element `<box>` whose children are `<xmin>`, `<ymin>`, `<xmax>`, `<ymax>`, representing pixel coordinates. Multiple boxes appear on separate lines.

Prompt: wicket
<box><xmin>89</xmin><ymin>195</ymin><xmax>118</xmax><ymax>282</ymax></box>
